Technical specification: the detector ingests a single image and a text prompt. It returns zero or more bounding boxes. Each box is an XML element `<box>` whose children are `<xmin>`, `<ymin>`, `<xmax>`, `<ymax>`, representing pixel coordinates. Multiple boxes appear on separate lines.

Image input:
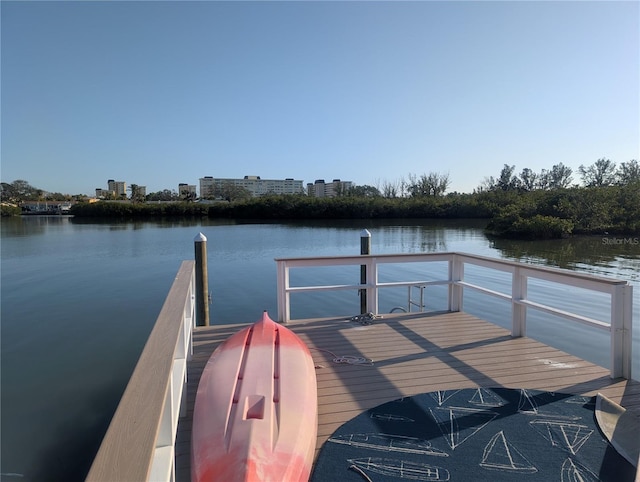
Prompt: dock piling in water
<box><xmin>194</xmin><ymin>232</ymin><xmax>210</xmax><ymax>326</ymax></box>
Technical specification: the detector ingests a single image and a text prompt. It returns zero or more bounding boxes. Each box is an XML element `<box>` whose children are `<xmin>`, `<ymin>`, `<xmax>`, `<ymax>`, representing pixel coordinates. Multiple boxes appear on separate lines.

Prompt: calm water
<box><xmin>1</xmin><ymin>216</ymin><xmax>639</xmax><ymax>481</ymax></box>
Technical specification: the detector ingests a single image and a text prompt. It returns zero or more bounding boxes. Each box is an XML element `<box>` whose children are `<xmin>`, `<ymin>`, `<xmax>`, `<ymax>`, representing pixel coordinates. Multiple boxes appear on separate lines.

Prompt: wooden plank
<box><xmin>175</xmin><ymin>311</ymin><xmax>640</xmax><ymax>482</ymax></box>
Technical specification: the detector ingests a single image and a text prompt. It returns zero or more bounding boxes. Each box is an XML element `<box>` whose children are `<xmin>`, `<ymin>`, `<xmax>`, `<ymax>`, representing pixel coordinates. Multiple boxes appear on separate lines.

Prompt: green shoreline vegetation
<box><xmin>2</xmin><ymin>160</ymin><xmax>639</xmax><ymax>240</ymax></box>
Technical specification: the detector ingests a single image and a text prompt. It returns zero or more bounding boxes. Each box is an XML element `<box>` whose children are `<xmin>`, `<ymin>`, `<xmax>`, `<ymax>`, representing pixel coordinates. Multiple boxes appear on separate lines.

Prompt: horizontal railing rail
<box><xmin>86</xmin><ymin>260</ymin><xmax>196</xmax><ymax>482</ymax></box>
<box><xmin>275</xmin><ymin>252</ymin><xmax>632</xmax><ymax>379</ymax></box>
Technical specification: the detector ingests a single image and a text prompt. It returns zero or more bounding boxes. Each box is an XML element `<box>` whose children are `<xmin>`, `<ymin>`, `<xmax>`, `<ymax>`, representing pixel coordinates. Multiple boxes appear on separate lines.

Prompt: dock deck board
<box><xmin>175</xmin><ymin>311</ymin><xmax>640</xmax><ymax>481</ymax></box>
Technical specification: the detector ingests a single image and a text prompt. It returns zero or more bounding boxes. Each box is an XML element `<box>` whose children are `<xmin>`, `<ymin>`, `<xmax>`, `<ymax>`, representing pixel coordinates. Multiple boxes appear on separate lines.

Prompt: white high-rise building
<box><xmin>199</xmin><ymin>175</ymin><xmax>304</xmax><ymax>198</ymax></box>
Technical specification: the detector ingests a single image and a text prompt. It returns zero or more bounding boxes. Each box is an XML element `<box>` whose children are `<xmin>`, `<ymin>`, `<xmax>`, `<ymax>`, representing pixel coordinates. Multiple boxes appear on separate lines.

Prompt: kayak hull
<box><xmin>191</xmin><ymin>312</ymin><xmax>318</xmax><ymax>482</ymax></box>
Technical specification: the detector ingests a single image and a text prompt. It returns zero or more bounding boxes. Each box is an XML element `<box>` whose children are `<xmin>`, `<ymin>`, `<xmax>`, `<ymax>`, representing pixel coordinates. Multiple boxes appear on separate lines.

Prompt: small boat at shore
<box><xmin>191</xmin><ymin>311</ymin><xmax>318</xmax><ymax>482</ymax></box>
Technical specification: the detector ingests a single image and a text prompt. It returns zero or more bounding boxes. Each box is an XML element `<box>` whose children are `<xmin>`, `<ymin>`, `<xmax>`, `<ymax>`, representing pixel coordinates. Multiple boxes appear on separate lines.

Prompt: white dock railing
<box><xmin>275</xmin><ymin>252</ymin><xmax>633</xmax><ymax>379</ymax></box>
<box><xmin>86</xmin><ymin>260</ymin><xmax>195</xmax><ymax>482</ymax></box>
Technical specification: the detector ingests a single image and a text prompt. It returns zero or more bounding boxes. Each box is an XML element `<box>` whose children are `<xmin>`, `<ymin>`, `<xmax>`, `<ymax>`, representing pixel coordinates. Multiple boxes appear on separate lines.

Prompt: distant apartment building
<box><xmin>132</xmin><ymin>185</ymin><xmax>146</xmax><ymax>198</ymax></box>
<box><xmin>178</xmin><ymin>183</ymin><xmax>197</xmax><ymax>198</ymax></box>
<box><xmin>96</xmin><ymin>180</ymin><xmax>145</xmax><ymax>199</ymax></box>
<box><xmin>107</xmin><ymin>180</ymin><xmax>127</xmax><ymax>197</ymax></box>
<box><xmin>95</xmin><ymin>188</ymin><xmax>112</xmax><ymax>198</ymax></box>
<box><xmin>199</xmin><ymin>175</ymin><xmax>304</xmax><ymax>198</ymax></box>
<box><xmin>306</xmin><ymin>179</ymin><xmax>353</xmax><ymax>198</ymax></box>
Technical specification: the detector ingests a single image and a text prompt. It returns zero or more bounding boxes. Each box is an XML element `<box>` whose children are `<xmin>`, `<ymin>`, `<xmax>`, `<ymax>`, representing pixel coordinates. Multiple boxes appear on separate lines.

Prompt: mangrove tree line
<box><xmin>3</xmin><ymin>159</ymin><xmax>639</xmax><ymax>239</ymax></box>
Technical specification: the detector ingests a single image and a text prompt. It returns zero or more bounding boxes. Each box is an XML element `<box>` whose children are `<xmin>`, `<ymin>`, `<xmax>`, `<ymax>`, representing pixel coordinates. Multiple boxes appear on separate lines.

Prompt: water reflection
<box><xmin>489</xmin><ymin>235</ymin><xmax>640</xmax><ymax>274</ymax></box>
<box><xmin>0</xmin><ymin>215</ymin><xmax>71</xmax><ymax>237</ymax></box>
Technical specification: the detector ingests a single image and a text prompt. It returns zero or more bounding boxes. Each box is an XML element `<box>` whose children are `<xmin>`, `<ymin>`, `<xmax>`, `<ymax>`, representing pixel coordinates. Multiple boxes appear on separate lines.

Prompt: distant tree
<box><xmin>346</xmin><ymin>185</ymin><xmax>381</xmax><ymax>197</ymax></box>
<box><xmin>399</xmin><ymin>176</ymin><xmax>411</xmax><ymax>197</ymax></box>
<box><xmin>536</xmin><ymin>169</ymin><xmax>550</xmax><ymax>190</ymax></box>
<box><xmin>429</xmin><ymin>172</ymin><xmax>450</xmax><ymax>196</ymax></box>
<box><xmin>0</xmin><ymin>180</ymin><xmax>43</xmax><ymax>203</ymax></box>
<box><xmin>44</xmin><ymin>192</ymin><xmax>72</xmax><ymax>201</ymax></box>
<box><xmin>481</xmin><ymin>165</ymin><xmax>519</xmax><ymax>192</ymax></box>
<box><xmin>616</xmin><ymin>159</ymin><xmax>640</xmax><ymax>185</ymax></box>
<box><xmin>146</xmin><ymin>189</ymin><xmax>180</xmax><ymax>201</ymax></box>
<box><xmin>408</xmin><ymin>172</ymin><xmax>450</xmax><ymax>197</ymax></box>
<box><xmin>545</xmin><ymin>163</ymin><xmax>573</xmax><ymax>189</ymax></box>
<box><xmin>579</xmin><ymin>158</ymin><xmax>617</xmax><ymax>187</ymax></box>
<box><xmin>379</xmin><ymin>179</ymin><xmax>402</xmax><ymax>198</ymax></box>
<box><xmin>129</xmin><ymin>184</ymin><xmax>145</xmax><ymax>203</ymax></box>
<box><xmin>475</xmin><ymin>177</ymin><xmax>494</xmax><ymax>193</ymax></box>
<box><xmin>518</xmin><ymin>168</ymin><xmax>538</xmax><ymax>191</ymax></box>
<box><xmin>479</xmin><ymin>163</ymin><xmax>572</xmax><ymax>192</ymax></box>
<box><xmin>181</xmin><ymin>190</ymin><xmax>197</xmax><ymax>202</ymax></box>
<box><xmin>496</xmin><ymin>164</ymin><xmax>520</xmax><ymax>191</ymax></box>
<box><xmin>0</xmin><ymin>203</ymin><xmax>21</xmax><ymax>216</ymax></box>
<box><xmin>332</xmin><ymin>183</ymin><xmax>348</xmax><ymax>197</ymax></box>
<box><xmin>214</xmin><ymin>182</ymin><xmax>251</xmax><ymax>202</ymax></box>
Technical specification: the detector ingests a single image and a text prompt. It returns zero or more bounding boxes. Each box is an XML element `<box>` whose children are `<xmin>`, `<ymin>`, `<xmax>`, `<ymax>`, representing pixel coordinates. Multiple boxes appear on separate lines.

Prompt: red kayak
<box><xmin>191</xmin><ymin>311</ymin><xmax>318</xmax><ymax>482</ymax></box>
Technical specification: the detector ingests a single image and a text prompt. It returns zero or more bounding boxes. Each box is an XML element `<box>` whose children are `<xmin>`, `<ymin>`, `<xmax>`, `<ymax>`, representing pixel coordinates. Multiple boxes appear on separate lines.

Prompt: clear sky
<box><xmin>2</xmin><ymin>1</ymin><xmax>638</xmax><ymax>196</ymax></box>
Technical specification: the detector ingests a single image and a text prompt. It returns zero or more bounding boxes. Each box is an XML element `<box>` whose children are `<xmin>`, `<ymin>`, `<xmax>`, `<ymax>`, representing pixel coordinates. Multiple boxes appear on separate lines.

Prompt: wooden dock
<box><xmin>175</xmin><ymin>311</ymin><xmax>640</xmax><ymax>481</ymax></box>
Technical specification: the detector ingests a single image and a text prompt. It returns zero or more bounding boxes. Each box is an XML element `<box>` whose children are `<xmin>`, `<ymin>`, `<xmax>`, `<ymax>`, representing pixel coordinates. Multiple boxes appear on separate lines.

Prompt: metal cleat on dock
<box><xmin>349</xmin><ymin>312</ymin><xmax>381</xmax><ymax>325</ymax></box>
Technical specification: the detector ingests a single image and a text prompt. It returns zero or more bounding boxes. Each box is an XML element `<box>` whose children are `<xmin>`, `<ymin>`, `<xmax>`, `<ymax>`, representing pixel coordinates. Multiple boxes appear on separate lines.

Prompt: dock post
<box><xmin>194</xmin><ymin>233</ymin><xmax>210</xmax><ymax>326</ymax></box>
<box><xmin>360</xmin><ymin>229</ymin><xmax>371</xmax><ymax>314</ymax></box>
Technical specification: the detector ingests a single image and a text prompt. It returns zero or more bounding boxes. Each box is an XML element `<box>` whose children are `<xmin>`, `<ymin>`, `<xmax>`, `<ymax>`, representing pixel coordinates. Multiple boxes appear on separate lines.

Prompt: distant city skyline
<box><xmin>2</xmin><ymin>1</ymin><xmax>638</xmax><ymax>196</ymax></box>
<box><xmin>92</xmin><ymin>175</ymin><xmax>353</xmax><ymax>199</ymax></box>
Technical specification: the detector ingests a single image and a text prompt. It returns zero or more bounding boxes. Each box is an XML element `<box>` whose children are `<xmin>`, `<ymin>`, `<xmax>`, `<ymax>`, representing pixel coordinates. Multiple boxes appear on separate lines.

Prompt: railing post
<box><xmin>610</xmin><ymin>283</ymin><xmax>633</xmax><ymax>379</ymax></box>
<box><xmin>186</xmin><ymin>270</ymin><xmax>195</xmax><ymax>360</ymax></box>
<box><xmin>512</xmin><ymin>267</ymin><xmax>527</xmax><ymax>337</ymax></box>
<box><xmin>180</xmin><ymin>271</ymin><xmax>195</xmax><ymax>419</ymax></box>
<box><xmin>360</xmin><ymin>229</ymin><xmax>371</xmax><ymax>314</ymax></box>
<box><xmin>194</xmin><ymin>233</ymin><xmax>209</xmax><ymax>326</ymax></box>
<box><xmin>276</xmin><ymin>260</ymin><xmax>290</xmax><ymax>323</ymax></box>
<box><xmin>449</xmin><ymin>254</ymin><xmax>464</xmax><ymax>312</ymax></box>
<box><xmin>366</xmin><ymin>256</ymin><xmax>378</xmax><ymax>315</ymax></box>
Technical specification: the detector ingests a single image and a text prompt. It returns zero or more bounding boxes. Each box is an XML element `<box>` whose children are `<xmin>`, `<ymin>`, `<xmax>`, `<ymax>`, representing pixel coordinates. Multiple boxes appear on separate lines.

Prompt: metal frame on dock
<box><xmin>276</xmin><ymin>252</ymin><xmax>633</xmax><ymax>379</ymax></box>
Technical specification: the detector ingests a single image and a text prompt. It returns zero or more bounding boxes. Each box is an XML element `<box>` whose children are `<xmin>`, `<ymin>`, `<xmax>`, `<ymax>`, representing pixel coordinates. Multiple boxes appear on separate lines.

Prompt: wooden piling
<box><xmin>360</xmin><ymin>229</ymin><xmax>371</xmax><ymax>314</ymax></box>
<box><xmin>194</xmin><ymin>233</ymin><xmax>209</xmax><ymax>326</ymax></box>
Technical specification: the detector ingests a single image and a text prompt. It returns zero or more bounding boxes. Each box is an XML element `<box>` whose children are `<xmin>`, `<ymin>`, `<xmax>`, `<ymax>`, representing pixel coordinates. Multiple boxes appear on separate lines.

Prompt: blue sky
<box><xmin>2</xmin><ymin>1</ymin><xmax>638</xmax><ymax>196</ymax></box>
